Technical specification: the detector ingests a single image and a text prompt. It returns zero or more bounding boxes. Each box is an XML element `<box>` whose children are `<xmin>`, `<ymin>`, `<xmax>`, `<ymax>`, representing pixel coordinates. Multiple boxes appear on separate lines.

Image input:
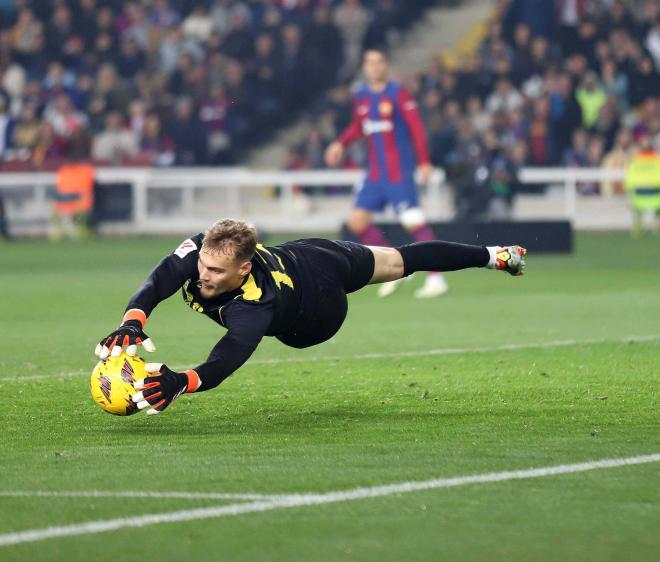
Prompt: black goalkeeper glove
<box><xmin>131</xmin><ymin>363</ymin><xmax>201</xmax><ymax>415</ymax></box>
<box><xmin>95</xmin><ymin>309</ymin><xmax>155</xmax><ymax>359</ymax></box>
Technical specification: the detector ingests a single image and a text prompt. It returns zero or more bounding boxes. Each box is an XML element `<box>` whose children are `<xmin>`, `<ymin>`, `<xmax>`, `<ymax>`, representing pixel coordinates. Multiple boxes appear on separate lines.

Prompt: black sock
<box><xmin>396</xmin><ymin>241</ymin><xmax>489</xmax><ymax>277</ymax></box>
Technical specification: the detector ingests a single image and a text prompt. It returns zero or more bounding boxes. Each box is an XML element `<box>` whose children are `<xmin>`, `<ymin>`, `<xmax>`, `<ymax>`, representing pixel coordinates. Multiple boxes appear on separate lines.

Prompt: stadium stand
<box><xmin>0</xmin><ymin>0</ymin><xmax>440</xmax><ymax>171</ymax></box>
<box><xmin>288</xmin><ymin>0</ymin><xmax>660</xmax><ymax>214</ymax></box>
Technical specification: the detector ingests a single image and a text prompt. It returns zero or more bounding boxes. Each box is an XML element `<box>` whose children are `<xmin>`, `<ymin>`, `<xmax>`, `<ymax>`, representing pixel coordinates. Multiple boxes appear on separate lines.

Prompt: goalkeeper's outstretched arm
<box><xmin>131</xmin><ymin>302</ymin><xmax>273</xmax><ymax>415</ymax></box>
<box><xmin>95</xmin><ymin>246</ymin><xmax>197</xmax><ymax>359</ymax></box>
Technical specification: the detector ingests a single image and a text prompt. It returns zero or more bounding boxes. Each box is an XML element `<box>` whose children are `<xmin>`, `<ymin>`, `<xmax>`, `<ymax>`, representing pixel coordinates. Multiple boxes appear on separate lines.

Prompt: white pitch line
<box><xmin>6</xmin><ymin>334</ymin><xmax>660</xmax><ymax>383</ymax></box>
<box><xmin>0</xmin><ymin>490</ymin><xmax>281</xmax><ymax>501</ymax></box>
<box><xmin>1</xmin><ymin>453</ymin><xmax>659</xmax><ymax>548</ymax></box>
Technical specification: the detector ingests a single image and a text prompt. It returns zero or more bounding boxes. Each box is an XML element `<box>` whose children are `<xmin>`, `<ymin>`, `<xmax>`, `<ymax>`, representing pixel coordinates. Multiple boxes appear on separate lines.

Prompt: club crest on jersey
<box><xmin>379</xmin><ymin>100</ymin><xmax>393</xmax><ymax>116</ymax></box>
<box><xmin>120</xmin><ymin>359</ymin><xmax>135</xmax><ymax>384</ymax></box>
<box><xmin>174</xmin><ymin>238</ymin><xmax>197</xmax><ymax>259</ymax></box>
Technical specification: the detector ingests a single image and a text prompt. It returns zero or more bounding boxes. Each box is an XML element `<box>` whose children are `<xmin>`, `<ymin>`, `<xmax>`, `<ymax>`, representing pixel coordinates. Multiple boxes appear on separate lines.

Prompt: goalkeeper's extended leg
<box><xmin>367</xmin><ymin>241</ymin><xmax>526</xmax><ymax>284</ymax></box>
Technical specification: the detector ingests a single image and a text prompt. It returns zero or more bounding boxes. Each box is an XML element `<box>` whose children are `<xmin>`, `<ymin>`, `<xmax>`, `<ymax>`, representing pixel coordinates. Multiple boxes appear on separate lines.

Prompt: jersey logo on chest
<box><xmin>182</xmin><ymin>280</ymin><xmax>205</xmax><ymax>313</ymax></box>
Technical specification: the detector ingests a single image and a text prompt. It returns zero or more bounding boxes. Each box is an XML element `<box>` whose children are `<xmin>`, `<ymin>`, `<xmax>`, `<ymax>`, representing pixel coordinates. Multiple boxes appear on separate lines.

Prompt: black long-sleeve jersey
<box><xmin>126</xmin><ymin>234</ymin><xmax>374</xmax><ymax>391</ymax></box>
<box><xmin>126</xmin><ymin>233</ymin><xmax>312</xmax><ymax>391</ymax></box>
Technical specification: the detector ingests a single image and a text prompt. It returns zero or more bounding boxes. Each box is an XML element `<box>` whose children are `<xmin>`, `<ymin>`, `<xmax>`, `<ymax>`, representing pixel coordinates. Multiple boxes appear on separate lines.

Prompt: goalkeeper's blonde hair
<box><xmin>202</xmin><ymin>219</ymin><xmax>257</xmax><ymax>264</ymax></box>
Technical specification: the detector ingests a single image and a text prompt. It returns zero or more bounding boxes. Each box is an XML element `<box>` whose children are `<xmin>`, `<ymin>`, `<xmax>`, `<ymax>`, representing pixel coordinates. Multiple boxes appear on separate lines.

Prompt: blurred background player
<box><xmin>624</xmin><ymin>133</ymin><xmax>660</xmax><ymax>236</ymax></box>
<box><xmin>325</xmin><ymin>48</ymin><xmax>448</xmax><ymax>299</ymax></box>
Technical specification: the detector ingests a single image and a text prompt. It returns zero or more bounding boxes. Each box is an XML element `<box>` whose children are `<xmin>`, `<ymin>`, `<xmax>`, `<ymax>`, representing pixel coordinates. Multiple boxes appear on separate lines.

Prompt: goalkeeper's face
<box><xmin>198</xmin><ymin>249</ymin><xmax>252</xmax><ymax>299</ymax></box>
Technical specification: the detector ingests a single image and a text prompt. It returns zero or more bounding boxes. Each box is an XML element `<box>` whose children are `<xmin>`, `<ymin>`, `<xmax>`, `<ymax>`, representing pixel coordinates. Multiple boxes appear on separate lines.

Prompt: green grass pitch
<box><xmin>0</xmin><ymin>232</ymin><xmax>659</xmax><ymax>561</ymax></box>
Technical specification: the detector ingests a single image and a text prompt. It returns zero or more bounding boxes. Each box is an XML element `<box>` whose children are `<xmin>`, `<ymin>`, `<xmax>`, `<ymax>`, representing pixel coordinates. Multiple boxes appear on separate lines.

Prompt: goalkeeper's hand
<box><xmin>131</xmin><ymin>363</ymin><xmax>201</xmax><ymax>415</ymax></box>
<box><xmin>94</xmin><ymin>309</ymin><xmax>156</xmax><ymax>359</ymax></box>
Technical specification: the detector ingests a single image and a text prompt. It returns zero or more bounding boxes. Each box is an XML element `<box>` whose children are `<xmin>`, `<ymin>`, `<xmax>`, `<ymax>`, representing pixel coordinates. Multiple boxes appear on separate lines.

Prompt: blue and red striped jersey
<box><xmin>338</xmin><ymin>81</ymin><xmax>430</xmax><ymax>183</ymax></box>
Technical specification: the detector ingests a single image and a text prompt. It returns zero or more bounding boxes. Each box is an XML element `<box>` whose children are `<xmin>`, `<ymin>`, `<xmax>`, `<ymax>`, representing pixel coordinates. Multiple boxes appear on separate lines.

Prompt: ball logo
<box><xmin>379</xmin><ymin>100</ymin><xmax>393</xmax><ymax>117</ymax></box>
<box><xmin>98</xmin><ymin>374</ymin><xmax>112</xmax><ymax>402</ymax></box>
<box><xmin>125</xmin><ymin>397</ymin><xmax>138</xmax><ymax>414</ymax></box>
<box><xmin>120</xmin><ymin>360</ymin><xmax>135</xmax><ymax>384</ymax></box>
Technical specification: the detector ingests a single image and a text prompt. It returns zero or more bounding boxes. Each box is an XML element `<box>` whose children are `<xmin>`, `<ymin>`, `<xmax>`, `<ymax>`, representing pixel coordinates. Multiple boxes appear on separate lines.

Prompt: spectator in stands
<box><xmin>363</xmin><ymin>0</ymin><xmax>400</xmax><ymax>49</ymax></box>
<box><xmin>486</xmin><ymin>78</ymin><xmax>523</xmax><ymax>114</ymax></box>
<box><xmin>93</xmin><ymin>63</ymin><xmax>130</xmax><ymax>116</ymax></box>
<box><xmin>525</xmin><ymin>95</ymin><xmax>558</xmax><ymax>166</ymax></box>
<box><xmin>280</xmin><ymin>23</ymin><xmax>311</xmax><ymax>112</ymax></box>
<box><xmin>11</xmin><ymin>102</ymin><xmax>41</xmax><ymax>156</ymax></box>
<box><xmin>93</xmin><ymin>30</ymin><xmax>118</xmax><ymax>68</ymax></box>
<box><xmin>465</xmin><ymin>95</ymin><xmax>491</xmax><ymax>135</ymax></box>
<box><xmin>0</xmin><ymin>192</ymin><xmax>8</xmax><ymax>239</ymax></box>
<box><xmin>222</xmin><ymin>8</ymin><xmax>254</xmax><ymax>61</ymax></box>
<box><xmin>601</xmin><ymin>59</ymin><xmax>629</xmax><ymax>113</ymax></box>
<box><xmin>579</xmin><ymin>135</ymin><xmax>606</xmax><ymax>194</ymax></box>
<box><xmin>0</xmin><ymin>95</ymin><xmax>14</xmax><ymax>158</ymax></box>
<box><xmin>601</xmin><ymin>128</ymin><xmax>634</xmax><ymax>195</ymax></box>
<box><xmin>116</xmin><ymin>36</ymin><xmax>147</xmax><ymax>80</ymax></box>
<box><xmin>139</xmin><ymin>111</ymin><xmax>174</xmax><ymax>167</ymax></box>
<box><xmin>129</xmin><ymin>99</ymin><xmax>146</xmax><ymax>140</ymax></box>
<box><xmin>119</xmin><ymin>2</ymin><xmax>150</xmax><ymax>50</ymax></box>
<box><xmin>43</xmin><ymin>92</ymin><xmax>87</xmax><ymax>146</ymax></box>
<box><xmin>571</xmin><ymin>18</ymin><xmax>599</xmax><ymax>69</ymax></box>
<box><xmin>482</xmin><ymin>128</ymin><xmax>518</xmax><ymax>219</ymax></box>
<box><xmin>646</xmin><ymin>20</ymin><xmax>660</xmax><ymax>72</ymax></box>
<box><xmin>210</xmin><ymin>0</ymin><xmax>237</xmax><ymax>36</ymax></box>
<box><xmin>250</xmin><ymin>32</ymin><xmax>282</xmax><ymax>126</ymax></box>
<box><xmin>148</xmin><ymin>0</ymin><xmax>180</xmax><ymax>31</ymax></box>
<box><xmin>629</xmin><ymin>55</ymin><xmax>660</xmax><ymax>108</ymax></box>
<box><xmin>199</xmin><ymin>84</ymin><xmax>233</xmax><ymax>165</ymax></box>
<box><xmin>43</xmin><ymin>62</ymin><xmax>75</xmax><ymax>104</ymax></box>
<box><xmin>10</xmin><ymin>7</ymin><xmax>43</xmax><ymax>61</ymax></box>
<box><xmin>334</xmin><ymin>0</ymin><xmax>369</xmax><ymax>78</ymax></box>
<box><xmin>32</xmin><ymin>121</ymin><xmax>63</xmax><ymax>167</ymax></box>
<box><xmin>565</xmin><ymin>52</ymin><xmax>588</xmax><ymax>83</ymax></box>
<box><xmin>158</xmin><ymin>26</ymin><xmax>204</xmax><ymax>76</ymax></box>
<box><xmin>456</xmin><ymin>52</ymin><xmax>492</xmax><ymax>100</ymax></box>
<box><xmin>549</xmin><ymin>72</ymin><xmax>582</xmax><ymax>150</ymax></box>
<box><xmin>181</xmin><ymin>4</ymin><xmax>214</xmax><ymax>44</ymax></box>
<box><xmin>593</xmin><ymin>98</ymin><xmax>620</xmax><ymax>149</ymax></box>
<box><xmin>222</xmin><ymin>58</ymin><xmax>252</xmax><ymax>143</ymax></box>
<box><xmin>76</xmin><ymin>0</ymin><xmax>99</xmax><ymax>51</ymax></box>
<box><xmin>168</xmin><ymin>97</ymin><xmax>207</xmax><ymax>166</ymax></box>
<box><xmin>419</xmin><ymin>88</ymin><xmax>442</xmax><ymax>127</ymax></box>
<box><xmin>576</xmin><ymin>71</ymin><xmax>606</xmax><ymax>129</ymax></box>
<box><xmin>305</xmin><ymin>6</ymin><xmax>343</xmax><ymax>90</ymax></box>
<box><xmin>504</xmin><ymin>0</ymin><xmax>556</xmax><ymax>39</ymax></box>
<box><xmin>510</xmin><ymin>23</ymin><xmax>534</xmax><ymax>85</ymax></box>
<box><xmin>91</xmin><ymin>110</ymin><xmax>138</xmax><ymax>165</ymax></box>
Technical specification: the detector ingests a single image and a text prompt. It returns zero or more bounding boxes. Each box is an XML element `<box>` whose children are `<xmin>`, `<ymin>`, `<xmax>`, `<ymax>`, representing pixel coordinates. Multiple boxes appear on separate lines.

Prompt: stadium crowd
<box><xmin>288</xmin><ymin>0</ymin><xmax>660</xmax><ymax>216</ymax></box>
<box><xmin>0</xmin><ymin>0</ymin><xmax>436</xmax><ymax>170</ymax></box>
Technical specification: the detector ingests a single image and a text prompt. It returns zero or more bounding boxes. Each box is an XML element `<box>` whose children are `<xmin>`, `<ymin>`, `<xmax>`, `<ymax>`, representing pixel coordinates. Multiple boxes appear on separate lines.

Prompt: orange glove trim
<box><xmin>184</xmin><ymin>369</ymin><xmax>202</xmax><ymax>393</ymax></box>
<box><xmin>122</xmin><ymin>309</ymin><xmax>148</xmax><ymax>328</ymax></box>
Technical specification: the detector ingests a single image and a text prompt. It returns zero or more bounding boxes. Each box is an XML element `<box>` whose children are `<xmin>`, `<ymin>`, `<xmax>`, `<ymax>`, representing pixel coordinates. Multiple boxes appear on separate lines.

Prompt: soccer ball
<box><xmin>90</xmin><ymin>353</ymin><xmax>146</xmax><ymax>416</ymax></box>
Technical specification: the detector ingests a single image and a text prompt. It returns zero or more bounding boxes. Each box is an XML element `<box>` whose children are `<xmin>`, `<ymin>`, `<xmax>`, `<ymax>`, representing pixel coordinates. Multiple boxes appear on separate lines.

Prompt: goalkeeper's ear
<box><xmin>239</xmin><ymin>260</ymin><xmax>252</xmax><ymax>278</ymax></box>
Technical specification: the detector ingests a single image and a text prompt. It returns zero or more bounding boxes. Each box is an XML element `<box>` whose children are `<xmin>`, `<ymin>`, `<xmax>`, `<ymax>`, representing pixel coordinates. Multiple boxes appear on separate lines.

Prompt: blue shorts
<box><xmin>354</xmin><ymin>179</ymin><xmax>420</xmax><ymax>215</ymax></box>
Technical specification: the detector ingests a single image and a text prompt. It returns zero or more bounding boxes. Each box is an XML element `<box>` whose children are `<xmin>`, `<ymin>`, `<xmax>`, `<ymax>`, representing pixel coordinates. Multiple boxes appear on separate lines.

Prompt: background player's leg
<box><xmin>399</xmin><ymin>207</ymin><xmax>448</xmax><ymax>298</ymax></box>
<box><xmin>348</xmin><ymin>208</ymin><xmax>406</xmax><ymax>296</ymax></box>
<box><xmin>351</xmin><ymin>183</ymin><xmax>405</xmax><ymax>296</ymax></box>
<box><xmin>347</xmin><ymin>208</ymin><xmax>388</xmax><ymax>246</ymax></box>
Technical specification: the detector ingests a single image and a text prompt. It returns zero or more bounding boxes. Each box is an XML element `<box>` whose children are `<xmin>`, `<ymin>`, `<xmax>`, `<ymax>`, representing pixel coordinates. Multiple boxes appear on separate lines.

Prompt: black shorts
<box><xmin>276</xmin><ymin>239</ymin><xmax>375</xmax><ymax>349</ymax></box>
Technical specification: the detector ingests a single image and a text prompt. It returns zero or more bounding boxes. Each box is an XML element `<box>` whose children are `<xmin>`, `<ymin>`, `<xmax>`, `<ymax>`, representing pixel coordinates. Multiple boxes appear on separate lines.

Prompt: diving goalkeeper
<box><xmin>95</xmin><ymin>219</ymin><xmax>526</xmax><ymax>415</ymax></box>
